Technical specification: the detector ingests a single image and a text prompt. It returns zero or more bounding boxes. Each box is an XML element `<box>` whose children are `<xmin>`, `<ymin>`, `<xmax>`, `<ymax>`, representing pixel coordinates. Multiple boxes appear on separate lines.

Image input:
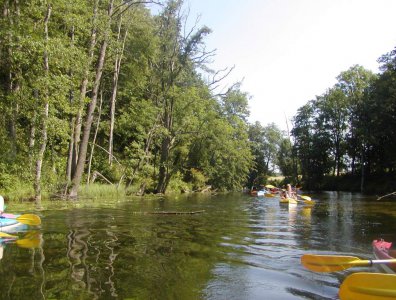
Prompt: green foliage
<box><xmin>2</xmin><ymin>0</ymin><xmax>394</xmax><ymax>198</ymax></box>
<box><xmin>78</xmin><ymin>183</ymin><xmax>126</xmax><ymax>199</ymax></box>
<box><xmin>248</xmin><ymin>122</ymin><xmax>285</xmax><ymax>187</ymax></box>
<box><xmin>167</xmin><ymin>171</ymin><xmax>191</xmax><ymax>193</ymax></box>
<box><xmin>186</xmin><ymin>86</ymin><xmax>254</xmax><ymax>191</ymax></box>
<box><xmin>292</xmin><ymin>61</ymin><xmax>396</xmax><ymax>192</ymax></box>
<box><xmin>189</xmin><ymin>168</ymin><xmax>207</xmax><ymax>191</ymax></box>
<box><xmin>0</xmin><ymin>163</ymin><xmax>34</xmax><ymax>200</ymax></box>
<box><xmin>277</xmin><ymin>138</ymin><xmax>294</xmax><ymax>178</ymax></box>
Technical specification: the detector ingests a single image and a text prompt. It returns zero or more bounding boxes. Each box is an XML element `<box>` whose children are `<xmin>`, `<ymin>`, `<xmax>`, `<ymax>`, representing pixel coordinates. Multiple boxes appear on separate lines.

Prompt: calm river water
<box><xmin>0</xmin><ymin>191</ymin><xmax>395</xmax><ymax>299</ymax></box>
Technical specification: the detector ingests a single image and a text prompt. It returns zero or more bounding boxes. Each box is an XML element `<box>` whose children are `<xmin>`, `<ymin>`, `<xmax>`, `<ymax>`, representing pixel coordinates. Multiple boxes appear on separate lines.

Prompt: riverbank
<box><xmin>320</xmin><ymin>173</ymin><xmax>396</xmax><ymax>195</ymax></box>
<box><xmin>0</xmin><ymin>182</ymin><xmax>217</xmax><ymax>204</ymax></box>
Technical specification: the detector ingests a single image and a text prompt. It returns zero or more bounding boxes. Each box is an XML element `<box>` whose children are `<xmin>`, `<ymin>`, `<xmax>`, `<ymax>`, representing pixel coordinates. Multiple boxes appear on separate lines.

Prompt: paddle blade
<box><xmin>301</xmin><ymin>254</ymin><xmax>366</xmax><ymax>272</ymax></box>
<box><xmin>16</xmin><ymin>214</ymin><xmax>41</xmax><ymax>226</ymax></box>
<box><xmin>16</xmin><ymin>237</ymin><xmax>41</xmax><ymax>248</ymax></box>
<box><xmin>339</xmin><ymin>272</ymin><xmax>396</xmax><ymax>300</ymax></box>
<box><xmin>16</xmin><ymin>232</ymin><xmax>41</xmax><ymax>248</ymax></box>
<box><xmin>303</xmin><ymin>199</ymin><xmax>315</xmax><ymax>205</ymax></box>
<box><xmin>296</xmin><ymin>195</ymin><xmax>315</xmax><ymax>205</ymax></box>
<box><xmin>0</xmin><ymin>232</ymin><xmax>18</xmax><ymax>239</ymax></box>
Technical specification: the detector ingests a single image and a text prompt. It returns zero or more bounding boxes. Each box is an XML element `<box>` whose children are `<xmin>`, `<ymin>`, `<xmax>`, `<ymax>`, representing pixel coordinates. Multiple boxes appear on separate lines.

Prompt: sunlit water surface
<box><xmin>0</xmin><ymin>191</ymin><xmax>395</xmax><ymax>299</ymax></box>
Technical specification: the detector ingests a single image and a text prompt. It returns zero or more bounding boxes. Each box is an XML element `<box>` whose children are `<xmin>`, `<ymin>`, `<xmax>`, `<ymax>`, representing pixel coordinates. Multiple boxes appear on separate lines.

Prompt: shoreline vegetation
<box><xmin>2</xmin><ymin>175</ymin><xmax>395</xmax><ymax>205</ymax></box>
<box><xmin>1</xmin><ymin>1</ymin><xmax>395</xmax><ymax>205</ymax></box>
<box><xmin>1</xmin><ymin>182</ymin><xmax>217</xmax><ymax>203</ymax></box>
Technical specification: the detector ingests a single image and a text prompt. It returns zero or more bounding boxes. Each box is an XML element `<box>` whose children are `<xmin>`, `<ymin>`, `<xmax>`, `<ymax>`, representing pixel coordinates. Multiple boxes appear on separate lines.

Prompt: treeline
<box><xmin>2</xmin><ymin>0</ymin><xmax>394</xmax><ymax>201</ymax></box>
<box><xmin>291</xmin><ymin>54</ymin><xmax>396</xmax><ymax>192</ymax></box>
<box><xmin>0</xmin><ymin>0</ymin><xmax>258</xmax><ymax>201</ymax></box>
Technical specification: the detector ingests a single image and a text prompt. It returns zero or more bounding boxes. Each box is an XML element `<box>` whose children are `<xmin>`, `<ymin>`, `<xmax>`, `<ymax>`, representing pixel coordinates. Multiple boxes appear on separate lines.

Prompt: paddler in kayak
<box><xmin>286</xmin><ymin>184</ymin><xmax>297</xmax><ymax>200</ymax></box>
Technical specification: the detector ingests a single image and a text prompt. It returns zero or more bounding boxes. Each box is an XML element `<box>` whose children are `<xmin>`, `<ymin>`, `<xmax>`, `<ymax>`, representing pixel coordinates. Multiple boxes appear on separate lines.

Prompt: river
<box><xmin>0</xmin><ymin>191</ymin><xmax>395</xmax><ymax>299</ymax></box>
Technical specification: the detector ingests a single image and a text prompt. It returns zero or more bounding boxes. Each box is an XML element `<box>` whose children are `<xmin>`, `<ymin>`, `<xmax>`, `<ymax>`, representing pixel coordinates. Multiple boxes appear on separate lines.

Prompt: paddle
<box><xmin>15</xmin><ymin>232</ymin><xmax>41</xmax><ymax>248</ymax></box>
<box><xmin>0</xmin><ymin>232</ymin><xmax>18</xmax><ymax>239</ymax></box>
<box><xmin>339</xmin><ymin>272</ymin><xmax>396</xmax><ymax>300</ymax></box>
<box><xmin>297</xmin><ymin>195</ymin><xmax>315</xmax><ymax>205</ymax></box>
<box><xmin>16</xmin><ymin>214</ymin><xmax>41</xmax><ymax>226</ymax></box>
<box><xmin>1</xmin><ymin>213</ymin><xmax>41</xmax><ymax>226</ymax></box>
<box><xmin>16</xmin><ymin>237</ymin><xmax>40</xmax><ymax>248</ymax></box>
<box><xmin>0</xmin><ymin>231</ymin><xmax>41</xmax><ymax>248</ymax></box>
<box><xmin>301</xmin><ymin>254</ymin><xmax>396</xmax><ymax>272</ymax></box>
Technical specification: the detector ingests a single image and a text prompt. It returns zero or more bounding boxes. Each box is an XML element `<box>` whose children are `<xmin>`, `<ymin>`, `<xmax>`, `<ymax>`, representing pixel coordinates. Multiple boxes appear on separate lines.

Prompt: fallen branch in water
<box><xmin>377</xmin><ymin>191</ymin><xmax>396</xmax><ymax>201</ymax></box>
<box><xmin>148</xmin><ymin>210</ymin><xmax>205</xmax><ymax>215</ymax></box>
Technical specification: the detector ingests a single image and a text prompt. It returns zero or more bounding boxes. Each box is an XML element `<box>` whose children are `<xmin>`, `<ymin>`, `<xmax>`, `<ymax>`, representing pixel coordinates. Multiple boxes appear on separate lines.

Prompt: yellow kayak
<box><xmin>280</xmin><ymin>197</ymin><xmax>298</xmax><ymax>204</ymax></box>
<box><xmin>279</xmin><ymin>197</ymin><xmax>288</xmax><ymax>203</ymax></box>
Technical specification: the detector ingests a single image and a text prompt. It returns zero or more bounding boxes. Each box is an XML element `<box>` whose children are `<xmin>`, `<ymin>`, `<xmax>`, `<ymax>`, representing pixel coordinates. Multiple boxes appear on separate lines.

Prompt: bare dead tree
<box><xmin>87</xmin><ymin>91</ymin><xmax>104</xmax><ymax>185</ymax></box>
<box><xmin>34</xmin><ymin>4</ymin><xmax>52</xmax><ymax>205</ymax></box>
<box><xmin>108</xmin><ymin>15</ymin><xmax>128</xmax><ymax>165</ymax></box>
<box><xmin>69</xmin><ymin>0</ymin><xmax>115</xmax><ymax>198</ymax></box>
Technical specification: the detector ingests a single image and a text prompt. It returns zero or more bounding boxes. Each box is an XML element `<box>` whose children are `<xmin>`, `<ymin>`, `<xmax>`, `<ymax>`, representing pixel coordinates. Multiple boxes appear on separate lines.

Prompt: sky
<box><xmin>178</xmin><ymin>0</ymin><xmax>396</xmax><ymax>131</ymax></box>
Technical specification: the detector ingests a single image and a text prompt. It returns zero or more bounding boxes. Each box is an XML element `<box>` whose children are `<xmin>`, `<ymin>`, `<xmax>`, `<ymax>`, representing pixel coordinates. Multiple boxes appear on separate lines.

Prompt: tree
<box><xmin>292</xmin><ymin>101</ymin><xmax>332</xmax><ymax>189</ymax></box>
<box><xmin>248</xmin><ymin>122</ymin><xmax>284</xmax><ymax>187</ymax></box>
<box><xmin>187</xmin><ymin>85</ymin><xmax>253</xmax><ymax>191</ymax></box>
<box><xmin>336</xmin><ymin>65</ymin><xmax>375</xmax><ymax>182</ymax></box>
<box><xmin>316</xmin><ymin>87</ymin><xmax>349</xmax><ymax>177</ymax></box>
<box><xmin>151</xmin><ymin>0</ymin><xmax>212</xmax><ymax>193</ymax></box>
<box><xmin>368</xmin><ymin>48</ymin><xmax>396</xmax><ymax>174</ymax></box>
<box><xmin>69</xmin><ymin>0</ymin><xmax>115</xmax><ymax>198</ymax></box>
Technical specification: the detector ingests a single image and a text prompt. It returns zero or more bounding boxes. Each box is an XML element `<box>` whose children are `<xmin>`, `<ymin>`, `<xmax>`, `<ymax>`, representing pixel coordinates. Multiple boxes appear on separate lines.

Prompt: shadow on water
<box><xmin>0</xmin><ymin>192</ymin><xmax>395</xmax><ymax>299</ymax></box>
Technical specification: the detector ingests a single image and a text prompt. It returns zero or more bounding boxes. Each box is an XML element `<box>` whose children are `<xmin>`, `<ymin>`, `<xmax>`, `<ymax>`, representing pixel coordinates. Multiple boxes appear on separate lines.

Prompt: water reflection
<box><xmin>0</xmin><ymin>193</ymin><xmax>395</xmax><ymax>299</ymax></box>
<box><xmin>288</xmin><ymin>203</ymin><xmax>297</xmax><ymax>228</ymax></box>
<box><xmin>0</xmin><ymin>230</ymin><xmax>42</xmax><ymax>258</ymax></box>
<box><xmin>64</xmin><ymin>212</ymin><xmax>125</xmax><ymax>299</ymax></box>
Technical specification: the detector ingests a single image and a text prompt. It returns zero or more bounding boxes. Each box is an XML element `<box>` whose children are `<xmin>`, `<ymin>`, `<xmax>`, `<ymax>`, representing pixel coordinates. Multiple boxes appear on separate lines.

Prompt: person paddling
<box><xmin>286</xmin><ymin>184</ymin><xmax>297</xmax><ymax>199</ymax></box>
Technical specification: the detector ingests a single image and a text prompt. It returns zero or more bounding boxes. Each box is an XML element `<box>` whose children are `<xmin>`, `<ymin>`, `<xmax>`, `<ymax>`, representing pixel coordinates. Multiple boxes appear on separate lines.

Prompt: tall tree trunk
<box><xmin>34</xmin><ymin>4</ymin><xmax>52</xmax><ymax>205</ymax></box>
<box><xmin>156</xmin><ymin>105</ymin><xmax>173</xmax><ymax>193</ymax></box>
<box><xmin>108</xmin><ymin>17</ymin><xmax>127</xmax><ymax>165</ymax></box>
<box><xmin>7</xmin><ymin>78</ymin><xmax>18</xmax><ymax>159</ymax></box>
<box><xmin>29</xmin><ymin>100</ymin><xmax>37</xmax><ymax>170</ymax></box>
<box><xmin>3</xmin><ymin>0</ymin><xmax>20</xmax><ymax>159</ymax></box>
<box><xmin>66</xmin><ymin>120</ymin><xmax>75</xmax><ymax>183</ymax></box>
<box><xmin>67</xmin><ymin>1</ymin><xmax>98</xmax><ymax>180</ymax></box>
<box><xmin>69</xmin><ymin>0</ymin><xmax>114</xmax><ymax>198</ymax></box>
<box><xmin>87</xmin><ymin>91</ymin><xmax>103</xmax><ymax>185</ymax></box>
<box><xmin>66</xmin><ymin>25</ymin><xmax>75</xmax><ymax>184</ymax></box>
<box><xmin>156</xmin><ymin>136</ymin><xmax>170</xmax><ymax>194</ymax></box>
<box><xmin>360</xmin><ymin>144</ymin><xmax>365</xmax><ymax>193</ymax></box>
<box><xmin>351</xmin><ymin>153</ymin><xmax>356</xmax><ymax>175</ymax></box>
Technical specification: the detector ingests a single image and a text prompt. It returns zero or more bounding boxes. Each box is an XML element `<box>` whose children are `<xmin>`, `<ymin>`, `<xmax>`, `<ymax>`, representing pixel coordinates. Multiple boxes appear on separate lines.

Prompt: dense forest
<box><xmin>292</xmin><ymin>60</ymin><xmax>396</xmax><ymax>193</ymax></box>
<box><xmin>0</xmin><ymin>0</ymin><xmax>395</xmax><ymax>203</ymax></box>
